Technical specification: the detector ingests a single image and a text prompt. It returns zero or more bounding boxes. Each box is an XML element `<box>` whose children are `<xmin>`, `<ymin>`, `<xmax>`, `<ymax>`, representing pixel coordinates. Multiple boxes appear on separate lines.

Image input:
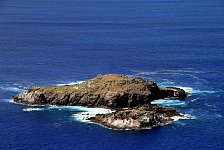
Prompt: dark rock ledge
<box><xmin>12</xmin><ymin>74</ymin><xmax>189</xmax><ymax>130</ymax></box>
<box><xmin>90</xmin><ymin>104</ymin><xmax>189</xmax><ymax>130</ymax></box>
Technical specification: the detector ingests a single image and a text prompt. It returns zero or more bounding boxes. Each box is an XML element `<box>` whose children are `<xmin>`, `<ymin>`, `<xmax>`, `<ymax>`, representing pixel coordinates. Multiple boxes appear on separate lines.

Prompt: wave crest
<box><xmin>151</xmin><ymin>99</ymin><xmax>186</xmax><ymax>107</ymax></box>
<box><xmin>56</xmin><ymin>81</ymin><xmax>85</xmax><ymax>86</ymax></box>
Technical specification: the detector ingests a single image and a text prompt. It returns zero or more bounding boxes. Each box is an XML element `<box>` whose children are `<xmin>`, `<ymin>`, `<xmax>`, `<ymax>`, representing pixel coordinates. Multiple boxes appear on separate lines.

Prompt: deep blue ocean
<box><xmin>1</xmin><ymin>0</ymin><xmax>224</xmax><ymax>149</ymax></box>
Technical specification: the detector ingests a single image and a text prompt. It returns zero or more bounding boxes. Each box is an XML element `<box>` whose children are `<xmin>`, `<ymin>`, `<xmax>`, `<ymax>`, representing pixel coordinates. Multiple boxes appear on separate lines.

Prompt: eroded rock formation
<box><xmin>13</xmin><ymin>74</ymin><xmax>188</xmax><ymax>108</ymax></box>
<box><xmin>90</xmin><ymin>104</ymin><xmax>184</xmax><ymax>130</ymax></box>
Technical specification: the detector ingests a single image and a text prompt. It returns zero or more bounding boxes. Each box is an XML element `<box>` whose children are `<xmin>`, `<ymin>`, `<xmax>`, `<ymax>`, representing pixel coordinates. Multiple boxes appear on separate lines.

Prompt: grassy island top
<box><xmin>39</xmin><ymin>74</ymin><xmax>156</xmax><ymax>95</ymax></box>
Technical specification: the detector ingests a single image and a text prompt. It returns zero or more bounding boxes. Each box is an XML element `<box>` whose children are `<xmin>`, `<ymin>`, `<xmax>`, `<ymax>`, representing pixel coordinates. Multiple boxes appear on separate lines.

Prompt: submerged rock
<box><xmin>13</xmin><ymin>74</ymin><xmax>188</xmax><ymax>108</ymax></box>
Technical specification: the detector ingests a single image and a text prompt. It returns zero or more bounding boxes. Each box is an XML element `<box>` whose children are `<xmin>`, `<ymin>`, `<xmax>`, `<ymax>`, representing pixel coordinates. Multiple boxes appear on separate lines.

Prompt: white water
<box><xmin>56</xmin><ymin>81</ymin><xmax>85</xmax><ymax>86</ymax></box>
<box><xmin>175</xmin><ymin>86</ymin><xmax>217</xmax><ymax>94</ymax></box>
<box><xmin>23</xmin><ymin>106</ymin><xmax>112</xmax><ymax>112</ymax></box>
<box><xmin>23</xmin><ymin>106</ymin><xmax>114</xmax><ymax>122</ymax></box>
<box><xmin>151</xmin><ymin>99</ymin><xmax>186</xmax><ymax>107</ymax></box>
<box><xmin>171</xmin><ymin>114</ymin><xmax>196</xmax><ymax>121</ymax></box>
<box><xmin>0</xmin><ymin>86</ymin><xmax>26</xmax><ymax>92</ymax></box>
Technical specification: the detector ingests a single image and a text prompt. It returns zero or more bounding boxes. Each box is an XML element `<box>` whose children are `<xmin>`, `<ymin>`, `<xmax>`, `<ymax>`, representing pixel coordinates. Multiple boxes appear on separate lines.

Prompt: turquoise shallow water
<box><xmin>1</xmin><ymin>0</ymin><xmax>224</xmax><ymax>149</ymax></box>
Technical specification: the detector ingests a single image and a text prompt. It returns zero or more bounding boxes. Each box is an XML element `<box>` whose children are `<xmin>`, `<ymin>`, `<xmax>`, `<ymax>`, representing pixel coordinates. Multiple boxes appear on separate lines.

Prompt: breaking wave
<box><xmin>71</xmin><ymin>109</ymin><xmax>113</xmax><ymax>123</ymax></box>
<box><xmin>150</xmin><ymin>99</ymin><xmax>186</xmax><ymax>107</ymax></box>
<box><xmin>23</xmin><ymin>106</ymin><xmax>114</xmax><ymax>122</ymax></box>
<box><xmin>175</xmin><ymin>86</ymin><xmax>218</xmax><ymax>95</ymax></box>
<box><xmin>56</xmin><ymin>81</ymin><xmax>85</xmax><ymax>86</ymax></box>
<box><xmin>171</xmin><ymin>114</ymin><xmax>196</xmax><ymax>121</ymax></box>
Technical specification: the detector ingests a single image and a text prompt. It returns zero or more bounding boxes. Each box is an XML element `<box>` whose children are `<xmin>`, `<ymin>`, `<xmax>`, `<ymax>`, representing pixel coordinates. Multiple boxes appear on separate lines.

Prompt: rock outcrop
<box><xmin>90</xmin><ymin>104</ymin><xmax>186</xmax><ymax>130</ymax></box>
<box><xmin>12</xmin><ymin>74</ymin><xmax>190</xmax><ymax>130</ymax></box>
<box><xmin>13</xmin><ymin>74</ymin><xmax>188</xmax><ymax>109</ymax></box>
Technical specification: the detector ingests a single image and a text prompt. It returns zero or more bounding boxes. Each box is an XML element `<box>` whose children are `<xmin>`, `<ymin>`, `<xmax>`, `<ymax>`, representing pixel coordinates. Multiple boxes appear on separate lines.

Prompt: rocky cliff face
<box><xmin>13</xmin><ymin>74</ymin><xmax>188</xmax><ymax>109</ymax></box>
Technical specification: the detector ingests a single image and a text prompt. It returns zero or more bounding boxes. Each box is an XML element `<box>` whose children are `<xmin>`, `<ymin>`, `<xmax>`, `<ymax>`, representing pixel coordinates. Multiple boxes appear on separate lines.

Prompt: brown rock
<box><xmin>89</xmin><ymin>104</ymin><xmax>182</xmax><ymax>130</ymax></box>
<box><xmin>12</xmin><ymin>74</ymin><xmax>188</xmax><ymax>108</ymax></box>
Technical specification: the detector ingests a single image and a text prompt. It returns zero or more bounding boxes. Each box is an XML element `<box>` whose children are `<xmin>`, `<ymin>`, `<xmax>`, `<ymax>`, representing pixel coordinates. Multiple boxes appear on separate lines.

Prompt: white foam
<box><xmin>171</xmin><ymin>114</ymin><xmax>195</xmax><ymax>121</ymax></box>
<box><xmin>22</xmin><ymin>106</ymin><xmax>112</xmax><ymax>112</ymax></box>
<box><xmin>46</xmin><ymin>106</ymin><xmax>114</xmax><ymax>113</ymax></box>
<box><xmin>72</xmin><ymin>112</ymin><xmax>97</xmax><ymax>122</ymax></box>
<box><xmin>175</xmin><ymin>86</ymin><xmax>217</xmax><ymax>94</ymax></box>
<box><xmin>23</xmin><ymin>105</ymin><xmax>114</xmax><ymax>123</ymax></box>
<box><xmin>1</xmin><ymin>99</ymin><xmax>14</xmax><ymax>103</ymax></box>
<box><xmin>0</xmin><ymin>87</ymin><xmax>26</xmax><ymax>92</ymax></box>
<box><xmin>23</xmin><ymin>108</ymin><xmax>44</xmax><ymax>111</ymax></box>
<box><xmin>22</xmin><ymin>106</ymin><xmax>114</xmax><ymax>122</ymax></box>
<box><xmin>71</xmin><ymin>108</ymin><xmax>114</xmax><ymax>122</ymax></box>
<box><xmin>151</xmin><ymin>99</ymin><xmax>186</xmax><ymax>107</ymax></box>
<box><xmin>57</xmin><ymin>81</ymin><xmax>85</xmax><ymax>86</ymax></box>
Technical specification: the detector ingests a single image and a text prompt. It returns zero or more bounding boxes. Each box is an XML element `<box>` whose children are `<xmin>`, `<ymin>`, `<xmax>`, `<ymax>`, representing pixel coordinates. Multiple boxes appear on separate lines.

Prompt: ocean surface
<box><xmin>1</xmin><ymin>0</ymin><xmax>224</xmax><ymax>149</ymax></box>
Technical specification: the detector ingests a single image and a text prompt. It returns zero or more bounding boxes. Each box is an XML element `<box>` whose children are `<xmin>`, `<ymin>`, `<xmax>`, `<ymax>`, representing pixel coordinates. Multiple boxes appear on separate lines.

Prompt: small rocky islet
<box><xmin>13</xmin><ymin>74</ymin><xmax>191</xmax><ymax>130</ymax></box>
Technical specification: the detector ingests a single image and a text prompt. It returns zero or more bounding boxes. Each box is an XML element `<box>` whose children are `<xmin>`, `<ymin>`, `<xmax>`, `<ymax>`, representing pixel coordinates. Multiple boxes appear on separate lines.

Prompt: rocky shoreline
<box><xmin>89</xmin><ymin>104</ymin><xmax>191</xmax><ymax>130</ymax></box>
<box><xmin>13</xmin><ymin>74</ymin><xmax>190</xmax><ymax>130</ymax></box>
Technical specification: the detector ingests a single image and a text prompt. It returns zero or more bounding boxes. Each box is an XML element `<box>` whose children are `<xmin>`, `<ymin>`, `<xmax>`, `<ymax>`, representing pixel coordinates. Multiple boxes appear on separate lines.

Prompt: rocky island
<box><xmin>13</xmin><ymin>74</ymin><xmax>190</xmax><ymax>130</ymax></box>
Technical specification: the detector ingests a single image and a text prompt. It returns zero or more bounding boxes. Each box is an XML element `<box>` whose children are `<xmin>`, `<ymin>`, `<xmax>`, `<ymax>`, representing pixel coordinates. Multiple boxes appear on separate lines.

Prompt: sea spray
<box><xmin>150</xmin><ymin>99</ymin><xmax>186</xmax><ymax>107</ymax></box>
<box><xmin>23</xmin><ymin>106</ymin><xmax>114</xmax><ymax>122</ymax></box>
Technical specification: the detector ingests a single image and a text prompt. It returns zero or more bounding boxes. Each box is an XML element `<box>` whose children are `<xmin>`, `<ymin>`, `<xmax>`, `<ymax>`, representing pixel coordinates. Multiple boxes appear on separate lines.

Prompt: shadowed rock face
<box><xmin>90</xmin><ymin>104</ymin><xmax>181</xmax><ymax>130</ymax></box>
<box><xmin>13</xmin><ymin>74</ymin><xmax>188</xmax><ymax>109</ymax></box>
